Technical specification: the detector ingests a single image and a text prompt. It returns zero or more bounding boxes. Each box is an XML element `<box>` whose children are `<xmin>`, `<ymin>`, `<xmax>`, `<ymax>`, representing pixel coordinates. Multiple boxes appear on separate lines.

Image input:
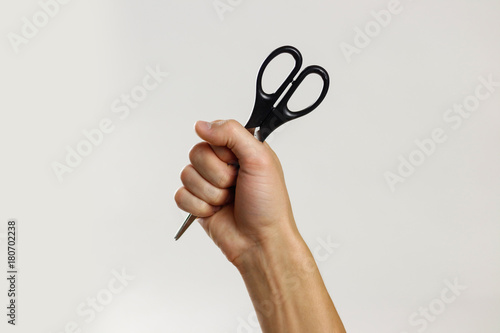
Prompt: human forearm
<box><xmin>234</xmin><ymin>225</ymin><xmax>346</xmax><ymax>333</ymax></box>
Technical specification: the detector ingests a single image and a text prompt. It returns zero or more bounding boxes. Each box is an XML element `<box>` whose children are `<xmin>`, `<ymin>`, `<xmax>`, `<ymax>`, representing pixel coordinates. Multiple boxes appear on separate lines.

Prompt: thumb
<box><xmin>194</xmin><ymin>119</ymin><xmax>261</xmax><ymax>161</ymax></box>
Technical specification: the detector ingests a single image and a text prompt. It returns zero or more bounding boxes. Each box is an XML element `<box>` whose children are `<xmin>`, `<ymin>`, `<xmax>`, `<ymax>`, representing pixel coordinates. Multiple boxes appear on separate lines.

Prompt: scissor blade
<box><xmin>174</xmin><ymin>214</ymin><xmax>197</xmax><ymax>240</ymax></box>
<box><xmin>253</xmin><ymin>127</ymin><xmax>264</xmax><ymax>142</ymax></box>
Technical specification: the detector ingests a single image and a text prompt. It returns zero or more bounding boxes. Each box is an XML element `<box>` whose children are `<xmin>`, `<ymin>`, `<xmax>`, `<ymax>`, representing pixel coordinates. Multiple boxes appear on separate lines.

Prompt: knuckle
<box><xmin>226</xmin><ymin>119</ymin><xmax>238</xmax><ymax>127</ymax></box>
<box><xmin>215</xmin><ymin>192</ymin><xmax>226</xmax><ymax>206</ymax></box>
<box><xmin>205</xmin><ymin>184</ymin><xmax>219</xmax><ymax>201</ymax></box>
<box><xmin>227</xmin><ymin>119</ymin><xmax>241</xmax><ymax>134</ymax></box>
<box><xmin>174</xmin><ymin>187</ymin><xmax>185</xmax><ymax>207</ymax></box>
<box><xmin>216</xmin><ymin>171</ymin><xmax>231</xmax><ymax>188</ymax></box>
<box><xmin>179</xmin><ymin>165</ymin><xmax>193</xmax><ymax>184</ymax></box>
<box><xmin>199</xmin><ymin>203</ymin><xmax>214</xmax><ymax>217</ymax></box>
<box><xmin>211</xmin><ymin>187</ymin><xmax>227</xmax><ymax>206</ymax></box>
<box><xmin>225</xmin><ymin>119</ymin><xmax>240</xmax><ymax>135</ymax></box>
<box><xmin>189</xmin><ymin>142</ymin><xmax>208</xmax><ymax>164</ymax></box>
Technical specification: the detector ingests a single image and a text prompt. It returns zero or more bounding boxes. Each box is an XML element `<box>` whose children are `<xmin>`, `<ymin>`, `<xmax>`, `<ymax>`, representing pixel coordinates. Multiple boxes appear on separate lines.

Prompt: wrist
<box><xmin>231</xmin><ymin>221</ymin><xmax>346</xmax><ymax>332</ymax></box>
<box><xmin>233</xmin><ymin>224</ymin><xmax>329</xmax><ymax>331</ymax></box>
<box><xmin>233</xmin><ymin>224</ymin><xmax>308</xmax><ymax>275</ymax></box>
<box><xmin>233</xmin><ymin>223</ymin><xmax>319</xmax><ymax>308</ymax></box>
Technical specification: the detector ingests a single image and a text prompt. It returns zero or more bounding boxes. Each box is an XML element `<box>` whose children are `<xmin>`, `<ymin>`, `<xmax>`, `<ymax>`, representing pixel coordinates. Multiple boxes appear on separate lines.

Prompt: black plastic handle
<box><xmin>258</xmin><ymin>65</ymin><xmax>330</xmax><ymax>141</ymax></box>
<box><xmin>245</xmin><ymin>46</ymin><xmax>303</xmax><ymax>129</ymax></box>
<box><xmin>276</xmin><ymin>65</ymin><xmax>330</xmax><ymax>119</ymax></box>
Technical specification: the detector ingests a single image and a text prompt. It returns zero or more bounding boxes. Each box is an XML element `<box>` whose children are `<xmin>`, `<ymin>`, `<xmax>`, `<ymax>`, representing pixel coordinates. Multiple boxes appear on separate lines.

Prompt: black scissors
<box><xmin>175</xmin><ymin>45</ymin><xmax>330</xmax><ymax>240</ymax></box>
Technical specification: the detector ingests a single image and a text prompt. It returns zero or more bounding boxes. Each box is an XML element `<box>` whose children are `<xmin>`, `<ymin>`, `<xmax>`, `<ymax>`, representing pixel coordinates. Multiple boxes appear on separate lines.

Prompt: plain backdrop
<box><xmin>1</xmin><ymin>0</ymin><xmax>499</xmax><ymax>332</ymax></box>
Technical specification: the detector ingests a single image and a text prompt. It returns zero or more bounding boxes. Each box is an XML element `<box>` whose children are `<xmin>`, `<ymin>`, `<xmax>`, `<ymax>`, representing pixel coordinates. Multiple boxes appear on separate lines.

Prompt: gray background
<box><xmin>1</xmin><ymin>0</ymin><xmax>499</xmax><ymax>332</ymax></box>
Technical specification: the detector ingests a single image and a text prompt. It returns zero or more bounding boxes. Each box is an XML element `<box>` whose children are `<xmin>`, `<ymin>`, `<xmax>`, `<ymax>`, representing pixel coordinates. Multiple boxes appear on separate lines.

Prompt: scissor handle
<box><xmin>245</xmin><ymin>46</ymin><xmax>303</xmax><ymax>129</ymax></box>
<box><xmin>257</xmin><ymin>65</ymin><xmax>330</xmax><ymax>141</ymax></box>
<box><xmin>276</xmin><ymin>65</ymin><xmax>330</xmax><ymax>118</ymax></box>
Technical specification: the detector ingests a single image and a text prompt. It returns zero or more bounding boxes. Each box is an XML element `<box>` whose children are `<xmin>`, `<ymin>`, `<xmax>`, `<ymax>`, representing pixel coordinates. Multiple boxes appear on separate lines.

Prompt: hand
<box><xmin>174</xmin><ymin>119</ymin><xmax>300</xmax><ymax>265</ymax></box>
<box><xmin>175</xmin><ymin>119</ymin><xmax>346</xmax><ymax>333</ymax></box>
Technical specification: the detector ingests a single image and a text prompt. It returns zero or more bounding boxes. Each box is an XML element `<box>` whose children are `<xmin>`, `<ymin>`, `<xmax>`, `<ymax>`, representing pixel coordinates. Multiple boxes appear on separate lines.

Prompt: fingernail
<box><xmin>198</xmin><ymin>120</ymin><xmax>212</xmax><ymax>130</ymax></box>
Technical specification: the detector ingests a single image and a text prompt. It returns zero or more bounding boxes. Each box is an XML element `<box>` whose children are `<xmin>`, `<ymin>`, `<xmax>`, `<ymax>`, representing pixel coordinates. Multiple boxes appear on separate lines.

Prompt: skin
<box><xmin>175</xmin><ymin>119</ymin><xmax>346</xmax><ymax>333</ymax></box>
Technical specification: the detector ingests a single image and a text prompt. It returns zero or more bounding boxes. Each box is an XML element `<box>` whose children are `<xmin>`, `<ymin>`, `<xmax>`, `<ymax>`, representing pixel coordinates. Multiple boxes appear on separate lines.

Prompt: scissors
<box><xmin>174</xmin><ymin>45</ymin><xmax>329</xmax><ymax>240</ymax></box>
